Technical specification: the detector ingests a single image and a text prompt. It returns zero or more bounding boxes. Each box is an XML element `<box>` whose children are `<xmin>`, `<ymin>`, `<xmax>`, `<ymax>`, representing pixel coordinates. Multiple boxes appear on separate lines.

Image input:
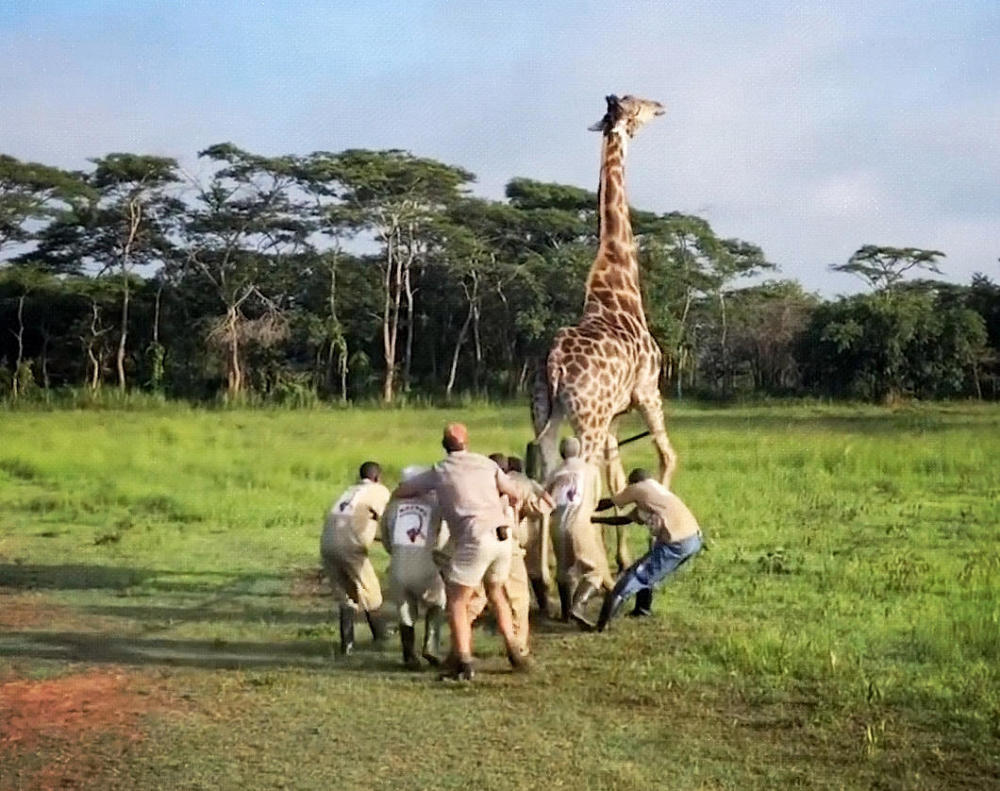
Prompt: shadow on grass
<box><xmin>0</xmin><ymin>564</ymin><xmax>286</xmax><ymax>593</ymax></box>
<box><xmin>77</xmin><ymin>603</ymin><xmax>330</xmax><ymax>626</ymax></box>
<box><xmin>0</xmin><ymin>629</ymin><xmax>412</xmax><ymax>673</ymax></box>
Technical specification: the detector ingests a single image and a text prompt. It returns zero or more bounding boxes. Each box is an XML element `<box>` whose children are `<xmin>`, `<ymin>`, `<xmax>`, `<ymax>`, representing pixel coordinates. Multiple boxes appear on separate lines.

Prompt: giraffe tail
<box><xmin>531</xmin><ymin>351</ymin><xmax>563</xmax><ymax>438</ymax></box>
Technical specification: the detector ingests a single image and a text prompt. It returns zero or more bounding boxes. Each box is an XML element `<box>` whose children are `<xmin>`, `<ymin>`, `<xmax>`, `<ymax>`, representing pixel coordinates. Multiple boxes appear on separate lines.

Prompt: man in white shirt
<box><xmin>381</xmin><ymin>466</ymin><xmax>449</xmax><ymax>668</ymax></box>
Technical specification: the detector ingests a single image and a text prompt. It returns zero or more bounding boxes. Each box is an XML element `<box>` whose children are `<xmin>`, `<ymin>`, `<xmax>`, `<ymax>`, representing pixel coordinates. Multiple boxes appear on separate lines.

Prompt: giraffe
<box><xmin>532</xmin><ymin>94</ymin><xmax>678</xmax><ymax>569</ymax></box>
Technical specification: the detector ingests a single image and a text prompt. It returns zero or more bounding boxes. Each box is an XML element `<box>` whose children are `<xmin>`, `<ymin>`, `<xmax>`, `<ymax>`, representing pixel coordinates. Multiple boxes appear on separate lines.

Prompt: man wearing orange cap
<box><xmin>394</xmin><ymin>423</ymin><xmax>526</xmax><ymax>681</ymax></box>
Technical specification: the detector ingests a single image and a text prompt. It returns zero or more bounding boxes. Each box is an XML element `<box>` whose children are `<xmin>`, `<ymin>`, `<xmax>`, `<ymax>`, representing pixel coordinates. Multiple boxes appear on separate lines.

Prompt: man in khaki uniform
<box><xmin>394</xmin><ymin>423</ymin><xmax>525</xmax><ymax>681</ymax></box>
<box><xmin>507</xmin><ymin>457</ymin><xmax>553</xmax><ymax>619</ymax></box>
<box><xmin>499</xmin><ymin>455</ymin><xmax>554</xmax><ymax>656</ymax></box>
<box><xmin>380</xmin><ymin>465</ymin><xmax>449</xmax><ymax>669</ymax></box>
<box><xmin>590</xmin><ymin>468</ymin><xmax>703</xmax><ymax>632</ymax></box>
<box><xmin>320</xmin><ymin>461</ymin><xmax>392</xmax><ymax>655</ymax></box>
<box><xmin>545</xmin><ymin>437</ymin><xmax>611</xmax><ymax>625</ymax></box>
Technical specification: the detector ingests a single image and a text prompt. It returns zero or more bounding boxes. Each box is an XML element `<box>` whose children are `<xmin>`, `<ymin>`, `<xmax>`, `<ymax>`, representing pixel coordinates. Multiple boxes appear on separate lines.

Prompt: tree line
<box><xmin>1</xmin><ymin>148</ymin><xmax>998</xmax><ymax>405</ymax></box>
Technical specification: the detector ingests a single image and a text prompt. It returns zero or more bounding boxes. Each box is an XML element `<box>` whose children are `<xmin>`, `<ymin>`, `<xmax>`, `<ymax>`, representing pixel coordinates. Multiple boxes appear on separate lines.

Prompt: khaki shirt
<box><xmin>507</xmin><ymin>471</ymin><xmax>553</xmax><ymax>547</ymax></box>
<box><xmin>322</xmin><ymin>479</ymin><xmax>392</xmax><ymax>551</ymax></box>
<box><xmin>380</xmin><ymin>493</ymin><xmax>449</xmax><ymax>554</ymax></box>
<box><xmin>545</xmin><ymin>457</ymin><xmax>602</xmax><ymax>516</ymax></box>
<box><xmin>611</xmin><ymin>479</ymin><xmax>700</xmax><ymax>543</ymax></box>
<box><xmin>396</xmin><ymin>451</ymin><xmax>519</xmax><ymax>542</ymax></box>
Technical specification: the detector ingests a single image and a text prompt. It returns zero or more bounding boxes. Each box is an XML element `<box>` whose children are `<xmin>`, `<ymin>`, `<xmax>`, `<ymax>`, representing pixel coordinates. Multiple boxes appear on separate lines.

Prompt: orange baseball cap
<box><xmin>443</xmin><ymin>422</ymin><xmax>469</xmax><ymax>447</ymax></box>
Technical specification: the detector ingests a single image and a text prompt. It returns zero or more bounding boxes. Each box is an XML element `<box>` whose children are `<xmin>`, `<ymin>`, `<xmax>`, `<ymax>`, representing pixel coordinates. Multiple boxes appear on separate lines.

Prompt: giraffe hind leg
<box><xmin>603</xmin><ymin>430</ymin><xmax>631</xmax><ymax>572</ymax></box>
<box><xmin>635</xmin><ymin>394</ymin><xmax>677</xmax><ymax>487</ymax></box>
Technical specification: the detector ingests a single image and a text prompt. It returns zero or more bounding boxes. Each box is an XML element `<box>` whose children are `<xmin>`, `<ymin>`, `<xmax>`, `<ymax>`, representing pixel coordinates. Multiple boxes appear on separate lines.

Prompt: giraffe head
<box><xmin>588</xmin><ymin>94</ymin><xmax>665</xmax><ymax>138</ymax></box>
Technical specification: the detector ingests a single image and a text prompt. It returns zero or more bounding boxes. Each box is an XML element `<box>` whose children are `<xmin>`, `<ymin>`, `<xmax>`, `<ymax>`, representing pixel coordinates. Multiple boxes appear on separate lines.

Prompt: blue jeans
<box><xmin>612</xmin><ymin>533</ymin><xmax>702</xmax><ymax>601</ymax></box>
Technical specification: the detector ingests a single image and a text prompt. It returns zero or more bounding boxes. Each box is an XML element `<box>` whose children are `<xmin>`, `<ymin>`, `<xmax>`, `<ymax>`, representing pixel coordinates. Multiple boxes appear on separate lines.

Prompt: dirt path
<box><xmin>0</xmin><ymin>593</ymin><xmax>183</xmax><ymax>790</ymax></box>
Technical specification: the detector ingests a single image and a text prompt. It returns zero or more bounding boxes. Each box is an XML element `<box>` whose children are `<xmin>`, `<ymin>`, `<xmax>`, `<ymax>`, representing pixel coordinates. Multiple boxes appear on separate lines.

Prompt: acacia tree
<box><xmin>178</xmin><ymin>144</ymin><xmax>311</xmax><ymax>398</ymax></box>
<box><xmin>0</xmin><ymin>154</ymin><xmax>91</xmax><ymax>259</ymax></box>
<box><xmin>831</xmin><ymin>245</ymin><xmax>946</xmax><ymax>292</ymax></box>
<box><xmin>29</xmin><ymin>154</ymin><xmax>180</xmax><ymax>391</ymax></box>
<box><xmin>725</xmin><ymin>280</ymin><xmax>818</xmax><ymax>392</ymax></box>
<box><xmin>635</xmin><ymin>213</ymin><xmax>773</xmax><ymax>396</ymax></box>
<box><xmin>302</xmin><ymin>149</ymin><xmax>473</xmax><ymax>402</ymax></box>
<box><xmin>435</xmin><ymin>199</ymin><xmax>528</xmax><ymax>396</ymax></box>
<box><xmin>0</xmin><ymin>265</ymin><xmax>46</xmax><ymax>396</ymax></box>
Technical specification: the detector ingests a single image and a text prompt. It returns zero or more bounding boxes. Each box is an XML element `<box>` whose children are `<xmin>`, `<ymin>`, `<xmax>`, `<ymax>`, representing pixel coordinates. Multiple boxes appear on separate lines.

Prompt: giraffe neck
<box><xmin>584</xmin><ymin>129</ymin><xmax>645</xmax><ymax>325</ymax></box>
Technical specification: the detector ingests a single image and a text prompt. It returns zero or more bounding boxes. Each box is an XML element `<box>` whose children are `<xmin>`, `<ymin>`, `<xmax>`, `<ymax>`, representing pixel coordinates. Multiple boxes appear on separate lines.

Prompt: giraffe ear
<box><xmin>588</xmin><ymin>118</ymin><xmax>607</xmax><ymax>132</ymax></box>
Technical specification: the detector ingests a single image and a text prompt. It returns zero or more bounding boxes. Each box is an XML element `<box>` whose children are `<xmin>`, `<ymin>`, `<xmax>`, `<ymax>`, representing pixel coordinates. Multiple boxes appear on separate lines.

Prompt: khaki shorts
<box><xmin>322</xmin><ymin>550</ymin><xmax>382</xmax><ymax>611</ymax></box>
<box><xmin>447</xmin><ymin>531</ymin><xmax>512</xmax><ymax>588</ymax></box>
<box><xmin>391</xmin><ymin>549</ymin><xmax>447</xmax><ymax>611</ymax></box>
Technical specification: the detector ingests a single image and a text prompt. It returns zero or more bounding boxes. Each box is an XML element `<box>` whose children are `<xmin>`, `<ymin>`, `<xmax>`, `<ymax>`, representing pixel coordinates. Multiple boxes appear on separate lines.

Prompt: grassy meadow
<box><xmin>1</xmin><ymin>402</ymin><xmax>999</xmax><ymax>789</ymax></box>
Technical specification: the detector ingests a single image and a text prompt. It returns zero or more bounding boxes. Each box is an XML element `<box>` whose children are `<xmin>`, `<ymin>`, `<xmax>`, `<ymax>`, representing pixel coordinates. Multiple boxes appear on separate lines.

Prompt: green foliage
<box><xmin>2</xmin><ymin>145</ymin><xmax>1000</xmax><ymax>404</ymax></box>
<box><xmin>0</xmin><ymin>154</ymin><xmax>92</xmax><ymax>252</ymax></box>
<box><xmin>832</xmin><ymin>245</ymin><xmax>946</xmax><ymax>291</ymax></box>
<box><xmin>798</xmin><ymin>287</ymin><xmax>988</xmax><ymax>400</ymax></box>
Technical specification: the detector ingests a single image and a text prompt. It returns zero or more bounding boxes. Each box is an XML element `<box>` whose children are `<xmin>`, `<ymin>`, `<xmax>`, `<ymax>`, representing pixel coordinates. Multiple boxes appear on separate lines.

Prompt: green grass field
<box><xmin>2</xmin><ymin>402</ymin><xmax>999</xmax><ymax>790</ymax></box>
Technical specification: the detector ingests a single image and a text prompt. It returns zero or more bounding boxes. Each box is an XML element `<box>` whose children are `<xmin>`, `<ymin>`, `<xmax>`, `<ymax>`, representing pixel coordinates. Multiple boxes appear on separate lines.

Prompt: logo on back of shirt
<box><xmin>332</xmin><ymin>487</ymin><xmax>360</xmax><ymax>516</ymax></box>
<box><xmin>393</xmin><ymin>501</ymin><xmax>432</xmax><ymax>547</ymax></box>
<box><xmin>553</xmin><ymin>472</ymin><xmax>583</xmax><ymax>507</ymax></box>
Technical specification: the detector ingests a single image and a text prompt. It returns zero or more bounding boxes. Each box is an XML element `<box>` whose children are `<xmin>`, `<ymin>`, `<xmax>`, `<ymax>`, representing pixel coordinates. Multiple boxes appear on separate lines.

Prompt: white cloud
<box><xmin>807</xmin><ymin>171</ymin><xmax>886</xmax><ymax>219</ymax></box>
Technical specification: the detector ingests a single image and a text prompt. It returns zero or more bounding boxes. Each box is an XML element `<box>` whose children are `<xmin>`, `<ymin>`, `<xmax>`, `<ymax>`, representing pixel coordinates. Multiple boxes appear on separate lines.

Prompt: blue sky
<box><xmin>2</xmin><ymin>0</ymin><xmax>998</xmax><ymax>294</ymax></box>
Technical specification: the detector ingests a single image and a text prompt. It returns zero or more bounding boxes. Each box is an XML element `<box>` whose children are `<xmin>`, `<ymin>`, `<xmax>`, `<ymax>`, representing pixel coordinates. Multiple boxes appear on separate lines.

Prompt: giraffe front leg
<box><xmin>635</xmin><ymin>394</ymin><xmax>678</xmax><ymax>488</ymax></box>
<box><xmin>603</xmin><ymin>432</ymin><xmax>631</xmax><ymax>573</ymax></box>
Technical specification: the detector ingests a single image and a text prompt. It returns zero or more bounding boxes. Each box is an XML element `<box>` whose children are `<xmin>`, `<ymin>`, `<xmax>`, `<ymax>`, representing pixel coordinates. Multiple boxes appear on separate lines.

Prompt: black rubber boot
<box><xmin>595</xmin><ymin>592</ymin><xmax>627</xmax><ymax>633</ymax></box>
<box><xmin>338</xmin><ymin>605</ymin><xmax>355</xmax><ymax>656</ymax></box>
<box><xmin>506</xmin><ymin>641</ymin><xmax>533</xmax><ymax>674</ymax></box>
<box><xmin>568</xmin><ymin>581</ymin><xmax>600</xmax><ymax>632</ymax></box>
<box><xmin>557</xmin><ymin>581</ymin><xmax>572</xmax><ymax>622</ymax></box>
<box><xmin>400</xmin><ymin>624</ymin><xmax>420</xmax><ymax>669</ymax></box>
<box><xmin>627</xmin><ymin>587</ymin><xmax>653</xmax><ymax>617</ymax></box>
<box><xmin>365</xmin><ymin>609</ymin><xmax>388</xmax><ymax>646</ymax></box>
<box><xmin>530</xmin><ymin>577</ymin><xmax>551</xmax><ymax>619</ymax></box>
<box><xmin>422</xmin><ymin>607</ymin><xmax>443</xmax><ymax>666</ymax></box>
<box><xmin>440</xmin><ymin>657</ymin><xmax>475</xmax><ymax>682</ymax></box>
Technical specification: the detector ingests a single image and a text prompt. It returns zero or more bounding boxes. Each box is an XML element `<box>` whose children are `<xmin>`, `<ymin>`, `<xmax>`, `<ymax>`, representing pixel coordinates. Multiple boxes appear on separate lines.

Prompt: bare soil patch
<box><xmin>1</xmin><ymin>668</ymin><xmax>183</xmax><ymax>790</ymax></box>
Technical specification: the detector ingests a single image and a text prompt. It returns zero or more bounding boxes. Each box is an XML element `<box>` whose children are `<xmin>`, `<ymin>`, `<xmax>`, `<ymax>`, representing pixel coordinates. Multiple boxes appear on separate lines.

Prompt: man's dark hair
<box><xmin>359</xmin><ymin>461</ymin><xmax>382</xmax><ymax>482</ymax></box>
<box><xmin>488</xmin><ymin>453</ymin><xmax>509</xmax><ymax>472</ymax></box>
<box><xmin>627</xmin><ymin>467</ymin><xmax>652</xmax><ymax>484</ymax></box>
<box><xmin>507</xmin><ymin>456</ymin><xmax>523</xmax><ymax>473</ymax></box>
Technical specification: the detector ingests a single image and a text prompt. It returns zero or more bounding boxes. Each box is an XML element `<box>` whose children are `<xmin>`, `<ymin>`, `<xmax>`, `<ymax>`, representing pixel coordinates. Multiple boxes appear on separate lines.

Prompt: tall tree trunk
<box><xmin>11</xmin><ymin>294</ymin><xmax>25</xmax><ymax>400</ymax></box>
<box><xmin>152</xmin><ymin>283</ymin><xmax>162</xmax><ymax>346</ymax></box>
<box><xmin>226</xmin><ymin>306</ymin><xmax>242</xmax><ymax>398</ymax></box>
<box><xmin>381</xmin><ymin>227</ymin><xmax>406</xmax><ymax>403</ymax></box>
<box><xmin>718</xmin><ymin>290</ymin><xmax>729</xmax><ymax>394</ymax></box>
<box><xmin>116</xmin><ymin>276</ymin><xmax>129</xmax><ymax>392</ymax></box>
<box><xmin>402</xmin><ymin>224</ymin><xmax>417</xmax><ymax>393</ymax></box>
<box><xmin>469</xmin><ymin>270</ymin><xmax>482</xmax><ymax>391</ymax></box>
<box><xmin>116</xmin><ymin>198</ymin><xmax>142</xmax><ymax>393</ymax></box>
<box><xmin>446</xmin><ymin>297</ymin><xmax>475</xmax><ymax>397</ymax></box>
<box><xmin>86</xmin><ymin>300</ymin><xmax>103</xmax><ymax>392</ymax></box>
<box><xmin>339</xmin><ymin>347</ymin><xmax>348</xmax><ymax>403</ymax></box>
<box><xmin>325</xmin><ymin>254</ymin><xmax>349</xmax><ymax>402</ymax></box>
<box><xmin>38</xmin><ymin>323</ymin><xmax>52</xmax><ymax>393</ymax></box>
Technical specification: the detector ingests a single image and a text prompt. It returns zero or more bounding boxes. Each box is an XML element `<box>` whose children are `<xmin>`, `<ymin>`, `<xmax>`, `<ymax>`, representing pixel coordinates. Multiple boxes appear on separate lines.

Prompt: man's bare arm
<box><xmin>496</xmin><ymin>469</ymin><xmax>520</xmax><ymax>508</ymax></box>
<box><xmin>394</xmin><ymin>468</ymin><xmax>437</xmax><ymax>499</ymax></box>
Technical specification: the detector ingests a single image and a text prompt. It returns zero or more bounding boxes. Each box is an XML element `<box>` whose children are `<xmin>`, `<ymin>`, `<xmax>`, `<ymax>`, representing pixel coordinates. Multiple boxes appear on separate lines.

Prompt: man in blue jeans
<box><xmin>588</xmin><ymin>468</ymin><xmax>702</xmax><ymax>632</ymax></box>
